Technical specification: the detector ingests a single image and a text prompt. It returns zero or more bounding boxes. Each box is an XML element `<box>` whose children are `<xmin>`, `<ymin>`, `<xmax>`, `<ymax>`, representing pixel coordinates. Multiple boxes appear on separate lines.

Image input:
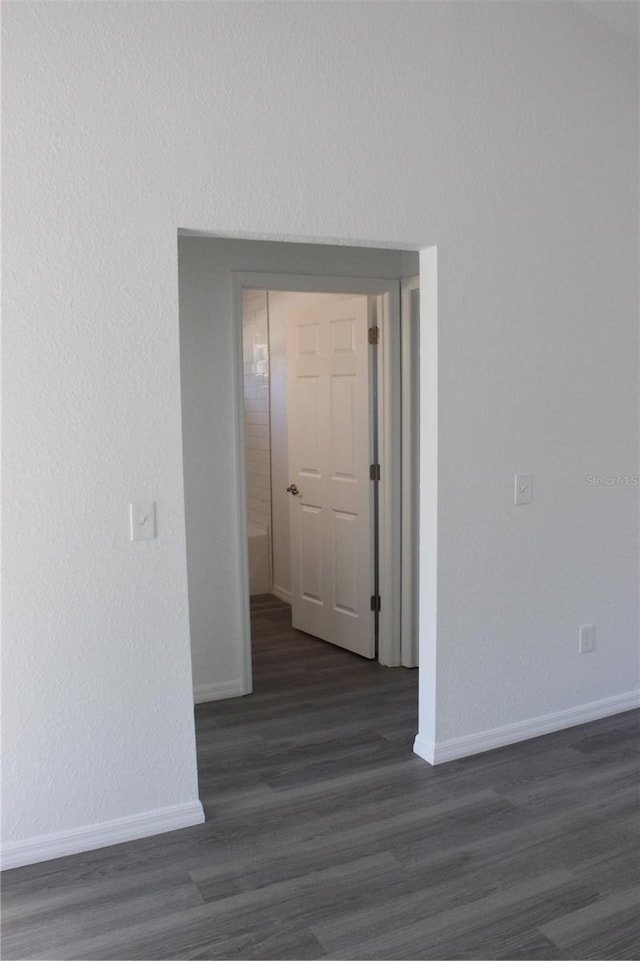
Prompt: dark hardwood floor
<box><xmin>2</xmin><ymin>594</ymin><xmax>639</xmax><ymax>960</ymax></box>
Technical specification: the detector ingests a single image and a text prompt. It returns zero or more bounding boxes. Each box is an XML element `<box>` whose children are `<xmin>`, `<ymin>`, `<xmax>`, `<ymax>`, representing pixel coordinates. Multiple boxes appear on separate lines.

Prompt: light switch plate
<box><xmin>514</xmin><ymin>473</ymin><xmax>532</xmax><ymax>505</ymax></box>
<box><xmin>579</xmin><ymin>624</ymin><xmax>595</xmax><ymax>654</ymax></box>
<box><xmin>130</xmin><ymin>501</ymin><xmax>156</xmax><ymax>541</ymax></box>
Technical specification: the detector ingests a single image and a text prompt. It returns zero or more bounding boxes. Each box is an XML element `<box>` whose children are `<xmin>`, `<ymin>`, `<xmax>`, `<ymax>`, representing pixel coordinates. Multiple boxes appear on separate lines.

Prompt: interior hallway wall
<box><xmin>4</xmin><ymin>1</ymin><xmax>637</xmax><ymax>866</ymax></box>
<box><xmin>242</xmin><ymin>290</ymin><xmax>271</xmax><ymax>533</ymax></box>
<box><xmin>267</xmin><ymin>290</ymin><xmax>289</xmax><ymax>602</ymax></box>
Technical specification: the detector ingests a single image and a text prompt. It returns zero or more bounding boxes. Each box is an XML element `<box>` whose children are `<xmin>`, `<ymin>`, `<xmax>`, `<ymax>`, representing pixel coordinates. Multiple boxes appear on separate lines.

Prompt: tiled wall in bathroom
<box><xmin>242</xmin><ymin>290</ymin><xmax>271</xmax><ymax>530</ymax></box>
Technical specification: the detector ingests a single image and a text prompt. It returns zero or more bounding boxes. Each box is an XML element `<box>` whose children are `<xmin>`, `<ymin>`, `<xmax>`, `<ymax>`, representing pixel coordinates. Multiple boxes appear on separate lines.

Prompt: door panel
<box><xmin>287</xmin><ymin>295</ymin><xmax>374</xmax><ymax>658</ymax></box>
<box><xmin>330</xmin><ymin>376</ymin><xmax>356</xmax><ymax>478</ymax></box>
<box><xmin>298</xmin><ymin>378</ymin><xmax>320</xmax><ymax>473</ymax></box>
<box><xmin>300</xmin><ymin>505</ymin><xmax>323</xmax><ymax>602</ymax></box>
<box><xmin>333</xmin><ymin>510</ymin><xmax>358</xmax><ymax>614</ymax></box>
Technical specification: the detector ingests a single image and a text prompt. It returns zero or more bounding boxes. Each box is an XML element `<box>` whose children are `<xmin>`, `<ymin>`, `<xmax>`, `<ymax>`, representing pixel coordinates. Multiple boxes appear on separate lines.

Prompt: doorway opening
<box><xmin>178</xmin><ymin>236</ymin><xmax>435</xmax><ymax>738</ymax></box>
<box><xmin>235</xmin><ymin>268</ymin><xmax>419</xmax><ymax>689</ymax></box>
<box><xmin>242</xmin><ymin>287</ymin><xmax>381</xmax><ymax>663</ymax></box>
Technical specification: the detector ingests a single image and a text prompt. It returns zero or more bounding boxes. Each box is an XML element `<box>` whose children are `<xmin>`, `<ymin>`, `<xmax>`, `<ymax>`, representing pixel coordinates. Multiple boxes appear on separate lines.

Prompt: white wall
<box><xmin>3</xmin><ymin>1</ymin><xmax>638</xmax><ymax>865</ymax></box>
<box><xmin>242</xmin><ymin>290</ymin><xmax>271</xmax><ymax>533</ymax></box>
<box><xmin>267</xmin><ymin>290</ymin><xmax>290</xmax><ymax>600</ymax></box>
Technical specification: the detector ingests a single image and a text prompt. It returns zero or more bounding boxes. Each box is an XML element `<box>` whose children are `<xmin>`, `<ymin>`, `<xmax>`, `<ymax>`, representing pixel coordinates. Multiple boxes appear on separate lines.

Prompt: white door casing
<box><xmin>286</xmin><ymin>294</ymin><xmax>375</xmax><ymax>658</ymax></box>
<box><xmin>401</xmin><ymin>276</ymin><xmax>420</xmax><ymax>668</ymax></box>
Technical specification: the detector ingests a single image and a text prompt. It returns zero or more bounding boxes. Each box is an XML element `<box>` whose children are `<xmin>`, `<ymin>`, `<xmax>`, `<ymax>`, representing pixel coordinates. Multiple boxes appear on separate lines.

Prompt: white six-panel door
<box><xmin>286</xmin><ymin>295</ymin><xmax>375</xmax><ymax>658</ymax></box>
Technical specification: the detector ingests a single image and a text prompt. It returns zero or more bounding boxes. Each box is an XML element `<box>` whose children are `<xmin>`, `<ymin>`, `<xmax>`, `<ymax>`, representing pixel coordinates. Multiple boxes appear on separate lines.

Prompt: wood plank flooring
<box><xmin>2</xmin><ymin>594</ymin><xmax>639</xmax><ymax>960</ymax></box>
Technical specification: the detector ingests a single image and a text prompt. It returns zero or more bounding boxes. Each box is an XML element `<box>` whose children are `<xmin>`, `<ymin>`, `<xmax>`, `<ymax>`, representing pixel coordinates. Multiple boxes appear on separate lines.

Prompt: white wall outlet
<box><xmin>514</xmin><ymin>473</ymin><xmax>532</xmax><ymax>505</ymax></box>
<box><xmin>579</xmin><ymin>624</ymin><xmax>595</xmax><ymax>654</ymax></box>
<box><xmin>130</xmin><ymin>501</ymin><xmax>156</xmax><ymax>541</ymax></box>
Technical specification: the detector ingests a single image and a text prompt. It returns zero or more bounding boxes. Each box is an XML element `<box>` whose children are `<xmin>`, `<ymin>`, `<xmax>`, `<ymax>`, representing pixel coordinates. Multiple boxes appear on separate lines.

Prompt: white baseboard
<box><xmin>194</xmin><ymin>679</ymin><xmax>245</xmax><ymax>703</ymax></box>
<box><xmin>271</xmin><ymin>584</ymin><xmax>292</xmax><ymax>605</ymax></box>
<box><xmin>414</xmin><ymin>690</ymin><xmax>640</xmax><ymax>766</ymax></box>
<box><xmin>1</xmin><ymin>800</ymin><xmax>205</xmax><ymax>871</ymax></box>
<box><xmin>413</xmin><ymin>733</ymin><xmax>436</xmax><ymax>765</ymax></box>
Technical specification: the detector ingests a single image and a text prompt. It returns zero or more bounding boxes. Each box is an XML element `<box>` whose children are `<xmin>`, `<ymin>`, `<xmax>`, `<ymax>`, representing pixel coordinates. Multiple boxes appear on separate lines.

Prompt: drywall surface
<box><xmin>3</xmin><ymin>1</ymin><xmax>638</xmax><ymax>858</ymax></box>
<box><xmin>242</xmin><ymin>290</ymin><xmax>271</xmax><ymax>535</ymax></box>
<box><xmin>179</xmin><ymin>239</ymin><xmax>406</xmax><ymax>693</ymax></box>
<box><xmin>267</xmin><ymin>291</ymin><xmax>290</xmax><ymax>600</ymax></box>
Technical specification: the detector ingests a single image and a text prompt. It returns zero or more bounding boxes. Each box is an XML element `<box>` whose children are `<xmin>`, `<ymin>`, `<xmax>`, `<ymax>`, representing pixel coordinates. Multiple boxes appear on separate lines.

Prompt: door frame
<box><xmin>400</xmin><ymin>276</ymin><xmax>420</xmax><ymax>667</ymax></box>
<box><xmin>232</xmin><ymin>271</ymin><xmax>402</xmax><ymax>687</ymax></box>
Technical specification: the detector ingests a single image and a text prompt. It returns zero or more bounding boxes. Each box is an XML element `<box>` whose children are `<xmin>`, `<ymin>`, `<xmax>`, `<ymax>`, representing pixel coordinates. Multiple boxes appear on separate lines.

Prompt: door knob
<box><xmin>286</xmin><ymin>484</ymin><xmax>299</xmax><ymax>495</ymax></box>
